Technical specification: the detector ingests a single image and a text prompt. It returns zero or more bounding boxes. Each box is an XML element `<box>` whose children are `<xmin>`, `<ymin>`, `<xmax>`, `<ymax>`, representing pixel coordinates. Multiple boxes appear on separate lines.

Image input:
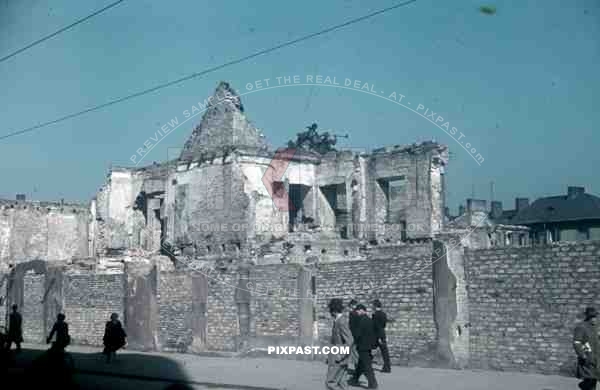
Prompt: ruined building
<box><xmin>92</xmin><ymin>81</ymin><xmax>448</xmax><ymax>265</ymax></box>
<box><xmin>1</xmin><ymin>82</ymin><xmax>597</xmax><ymax>376</ymax></box>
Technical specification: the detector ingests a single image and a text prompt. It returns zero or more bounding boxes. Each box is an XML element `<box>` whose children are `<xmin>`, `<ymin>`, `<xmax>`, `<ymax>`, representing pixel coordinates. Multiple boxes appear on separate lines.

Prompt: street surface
<box><xmin>1</xmin><ymin>344</ymin><xmax>577</xmax><ymax>390</ymax></box>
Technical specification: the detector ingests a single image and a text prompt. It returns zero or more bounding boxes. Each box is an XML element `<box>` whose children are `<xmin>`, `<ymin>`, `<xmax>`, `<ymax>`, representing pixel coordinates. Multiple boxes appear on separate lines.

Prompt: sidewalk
<box><xmin>16</xmin><ymin>344</ymin><xmax>576</xmax><ymax>390</ymax></box>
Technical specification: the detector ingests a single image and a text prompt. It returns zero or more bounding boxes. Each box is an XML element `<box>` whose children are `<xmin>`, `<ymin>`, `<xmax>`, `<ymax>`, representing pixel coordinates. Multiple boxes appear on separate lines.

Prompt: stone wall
<box><xmin>464</xmin><ymin>240</ymin><xmax>600</xmax><ymax>375</ymax></box>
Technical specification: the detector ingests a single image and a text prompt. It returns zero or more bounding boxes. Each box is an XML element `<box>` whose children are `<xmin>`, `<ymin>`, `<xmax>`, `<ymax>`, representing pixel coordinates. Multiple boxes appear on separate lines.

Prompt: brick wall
<box><xmin>316</xmin><ymin>255</ymin><xmax>437</xmax><ymax>365</ymax></box>
<box><xmin>157</xmin><ymin>272</ymin><xmax>193</xmax><ymax>351</ymax></box>
<box><xmin>63</xmin><ymin>271</ymin><xmax>125</xmax><ymax>346</ymax></box>
<box><xmin>206</xmin><ymin>269</ymin><xmax>238</xmax><ymax>351</ymax></box>
<box><xmin>366</xmin><ymin>145</ymin><xmax>447</xmax><ymax>241</ymax></box>
<box><xmin>249</xmin><ymin>264</ymin><xmax>302</xmax><ymax>337</ymax></box>
<box><xmin>22</xmin><ymin>271</ymin><xmax>45</xmax><ymax>342</ymax></box>
<box><xmin>170</xmin><ymin>163</ymin><xmax>249</xmax><ymax>251</ymax></box>
<box><xmin>465</xmin><ymin>241</ymin><xmax>600</xmax><ymax>374</ymax></box>
<box><xmin>0</xmin><ymin>272</ymin><xmax>6</xmax><ymax>329</ymax></box>
<box><xmin>366</xmin><ymin>242</ymin><xmax>433</xmax><ymax>260</ymax></box>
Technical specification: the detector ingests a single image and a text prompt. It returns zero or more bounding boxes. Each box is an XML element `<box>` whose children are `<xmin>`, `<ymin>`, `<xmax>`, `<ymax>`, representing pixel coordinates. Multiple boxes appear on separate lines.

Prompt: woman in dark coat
<box><xmin>103</xmin><ymin>313</ymin><xmax>126</xmax><ymax>363</ymax></box>
<box><xmin>574</xmin><ymin>307</ymin><xmax>600</xmax><ymax>390</ymax></box>
<box><xmin>47</xmin><ymin>313</ymin><xmax>70</xmax><ymax>351</ymax></box>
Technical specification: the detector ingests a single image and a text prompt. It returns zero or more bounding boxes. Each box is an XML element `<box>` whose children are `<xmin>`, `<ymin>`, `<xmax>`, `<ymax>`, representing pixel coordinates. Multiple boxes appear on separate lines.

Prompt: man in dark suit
<box><xmin>372</xmin><ymin>299</ymin><xmax>391</xmax><ymax>373</ymax></box>
<box><xmin>326</xmin><ymin>298</ymin><xmax>354</xmax><ymax>390</ymax></box>
<box><xmin>348</xmin><ymin>299</ymin><xmax>360</xmax><ymax>338</ymax></box>
<box><xmin>348</xmin><ymin>304</ymin><xmax>378</xmax><ymax>389</ymax></box>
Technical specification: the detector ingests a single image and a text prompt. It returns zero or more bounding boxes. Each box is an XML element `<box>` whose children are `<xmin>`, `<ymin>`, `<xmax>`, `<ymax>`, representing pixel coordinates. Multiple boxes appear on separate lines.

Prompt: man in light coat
<box><xmin>326</xmin><ymin>298</ymin><xmax>354</xmax><ymax>390</ymax></box>
<box><xmin>346</xmin><ymin>299</ymin><xmax>360</xmax><ymax>373</ymax></box>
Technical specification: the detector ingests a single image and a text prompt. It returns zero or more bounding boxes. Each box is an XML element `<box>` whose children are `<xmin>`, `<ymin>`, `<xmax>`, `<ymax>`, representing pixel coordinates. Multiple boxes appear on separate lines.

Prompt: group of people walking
<box><xmin>3</xmin><ymin>305</ymin><xmax>127</xmax><ymax>363</ymax></box>
<box><xmin>326</xmin><ymin>298</ymin><xmax>391</xmax><ymax>390</ymax></box>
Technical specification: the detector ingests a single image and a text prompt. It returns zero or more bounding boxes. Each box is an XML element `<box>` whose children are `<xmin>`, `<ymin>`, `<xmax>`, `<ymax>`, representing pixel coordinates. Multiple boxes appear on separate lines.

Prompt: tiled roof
<box><xmin>493</xmin><ymin>209</ymin><xmax>518</xmax><ymax>225</ymax></box>
<box><xmin>510</xmin><ymin>193</ymin><xmax>600</xmax><ymax>224</ymax></box>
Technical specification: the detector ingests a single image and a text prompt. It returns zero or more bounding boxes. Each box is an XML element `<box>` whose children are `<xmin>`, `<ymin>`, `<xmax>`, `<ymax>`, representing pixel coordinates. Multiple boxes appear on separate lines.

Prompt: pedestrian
<box><xmin>103</xmin><ymin>313</ymin><xmax>127</xmax><ymax>363</ymax></box>
<box><xmin>325</xmin><ymin>298</ymin><xmax>353</xmax><ymax>390</ymax></box>
<box><xmin>348</xmin><ymin>304</ymin><xmax>378</xmax><ymax>389</ymax></box>
<box><xmin>47</xmin><ymin>313</ymin><xmax>70</xmax><ymax>353</ymax></box>
<box><xmin>371</xmin><ymin>299</ymin><xmax>391</xmax><ymax>373</ymax></box>
<box><xmin>346</xmin><ymin>299</ymin><xmax>360</xmax><ymax>373</ymax></box>
<box><xmin>574</xmin><ymin>307</ymin><xmax>600</xmax><ymax>390</ymax></box>
<box><xmin>7</xmin><ymin>304</ymin><xmax>23</xmax><ymax>352</ymax></box>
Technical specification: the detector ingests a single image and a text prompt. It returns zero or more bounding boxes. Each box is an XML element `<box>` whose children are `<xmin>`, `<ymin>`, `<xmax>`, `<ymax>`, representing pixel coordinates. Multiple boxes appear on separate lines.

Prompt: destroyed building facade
<box><xmin>92</xmin><ymin>81</ymin><xmax>449</xmax><ymax>264</ymax></box>
<box><xmin>1</xmin><ymin>82</ymin><xmax>596</xmax><ymax>376</ymax></box>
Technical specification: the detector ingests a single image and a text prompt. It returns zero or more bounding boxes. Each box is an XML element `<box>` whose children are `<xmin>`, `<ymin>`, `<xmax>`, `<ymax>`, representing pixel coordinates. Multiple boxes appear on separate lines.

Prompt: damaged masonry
<box><xmin>0</xmin><ymin>82</ymin><xmax>591</xmax><ymax>376</ymax></box>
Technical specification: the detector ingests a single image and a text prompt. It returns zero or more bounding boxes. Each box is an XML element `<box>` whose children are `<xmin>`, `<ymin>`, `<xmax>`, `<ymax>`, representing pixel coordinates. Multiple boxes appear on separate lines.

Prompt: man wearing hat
<box><xmin>574</xmin><ymin>307</ymin><xmax>600</xmax><ymax>390</ymax></box>
<box><xmin>325</xmin><ymin>298</ymin><xmax>353</xmax><ymax>390</ymax></box>
<box><xmin>348</xmin><ymin>304</ymin><xmax>378</xmax><ymax>389</ymax></box>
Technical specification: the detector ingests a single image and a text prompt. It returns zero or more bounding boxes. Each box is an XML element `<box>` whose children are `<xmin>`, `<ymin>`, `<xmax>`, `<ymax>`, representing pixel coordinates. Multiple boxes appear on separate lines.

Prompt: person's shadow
<box><xmin>1</xmin><ymin>347</ymin><xmax>196</xmax><ymax>390</ymax></box>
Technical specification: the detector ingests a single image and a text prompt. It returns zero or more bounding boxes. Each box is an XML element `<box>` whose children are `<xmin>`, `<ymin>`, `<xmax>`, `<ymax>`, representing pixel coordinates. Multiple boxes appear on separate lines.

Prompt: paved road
<box><xmin>2</xmin><ymin>344</ymin><xmax>578</xmax><ymax>390</ymax></box>
<box><xmin>72</xmin><ymin>372</ymin><xmax>239</xmax><ymax>390</ymax></box>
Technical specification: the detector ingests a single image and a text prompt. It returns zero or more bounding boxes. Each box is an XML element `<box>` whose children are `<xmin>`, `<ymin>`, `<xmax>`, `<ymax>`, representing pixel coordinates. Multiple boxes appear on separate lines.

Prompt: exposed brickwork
<box><xmin>465</xmin><ymin>241</ymin><xmax>600</xmax><ymax>375</ymax></box>
<box><xmin>22</xmin><ymin>271</ymin><xmax>45</xmax><ymax>343</ymax></box>
<box><xmin>0</xmin><ymin>272</ymin><xmax>7</xmax><ymax>329</ymax></box>
<box><xmin>170</xmin><ymin>162</ymin><xmax>249</xmax><ymax>251</ymax></box>
<box><xmin>157</xmin><ymin>272</ymin><xmax>193</xmax><ymax>351</ymax></box>
<box><xmin>366</xmin><ymin>242</ymin><xmax>433</xmax><ymax>260</ymax></box>
<box><xmin>179</xmin><ymin>81</ymin><xmax>268</xmax><ymax>162</ymax></box>
<box><xmin>206</xmin><ymin>270</ymin><xmax>238</xmax><ymax>351</ymax></box>
<box><xmin>249</xmin><ymin>264</ymin><xmax>302</xmax><ymax>337</ymax></box>
<box><xmin>316</xmin><ymin>256</ymin><xmax>437</xmax><ymax>365</ymax></box>
<box><xmin>63</xmin><ymin>272</ymin><xmax>125</xmax><ymax>346</ymax></box>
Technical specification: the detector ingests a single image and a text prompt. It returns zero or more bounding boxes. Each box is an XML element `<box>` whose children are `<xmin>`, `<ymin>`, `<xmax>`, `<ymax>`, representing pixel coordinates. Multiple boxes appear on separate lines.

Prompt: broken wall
<box><xmin>366</xmin><ymin>144</ymin><xmax>448</xmax><ymax>242</ymax></box>
<box><xmin>166</xmin><ymin>159</ymin><xmax>249</xmax><ymax>255</ymax></box>
<box><xmin>99</xmin><ymin>169</ymin><xmax>145</xmax><ymax>251</ymax></box>
<box><xmin>0</xmin><ymin>202</ymin><xmax>89</xmax><ymax>266</ymax></box>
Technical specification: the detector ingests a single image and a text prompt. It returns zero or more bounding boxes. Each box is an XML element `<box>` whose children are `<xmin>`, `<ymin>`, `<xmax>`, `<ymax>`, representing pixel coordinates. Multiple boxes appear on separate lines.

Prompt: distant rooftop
<box><xmin>510</xmin><ymin>187</ymin><xmax>600</xmax><ymax>224</ymax></box>
<box><xmin>488</xmin><ymin>187</ymin><xmax>600</xmax><ymax>225</ymax></box>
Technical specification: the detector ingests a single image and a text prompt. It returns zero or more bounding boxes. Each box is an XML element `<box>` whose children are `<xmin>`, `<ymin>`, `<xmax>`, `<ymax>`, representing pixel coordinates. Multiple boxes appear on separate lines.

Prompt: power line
<box><xmin>0</xmin><ymin>0</ymin><xmax>126</xmax><ymax>64</ymax></box>
<box><xmin>0</xmin><ymin>0</ymin><xmax>418</xmax><ymax>142</ymax></box>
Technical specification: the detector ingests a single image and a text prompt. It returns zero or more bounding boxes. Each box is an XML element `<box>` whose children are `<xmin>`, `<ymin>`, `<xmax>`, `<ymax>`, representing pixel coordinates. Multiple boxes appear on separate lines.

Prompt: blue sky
<box><xmin>0</xmin><ymin>0</ymin><xmax>598</xmax><ymax>213</ymax></box>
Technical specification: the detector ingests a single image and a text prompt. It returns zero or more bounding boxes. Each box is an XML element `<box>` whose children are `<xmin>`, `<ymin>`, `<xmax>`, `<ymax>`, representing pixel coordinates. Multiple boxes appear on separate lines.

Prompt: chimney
<box><xmin>515</xmin><ymin>197</ymin><xmax>529</xmax><ymax>211</ymax></box>
<box><xmin>458</xmin><ymin>205</ymin><xmax>465</xmax><ymax>216</ymax></box>
<box><xmin>16</xmin><ymin>194</ymin><xmax>26</xmax><ymax>201</ymax></box>
<box><xmin>567</xmin><ymin>186</ymin><xmax>585</xmax><ymax>199</ymax></box>
<box><xmin>467</xmin><ymin>198</ymin><xmax>487</xmax><ymax>213</ymax></box>
<box><xmin>490</xmin><ymin>201</ymin><xmax>503</xmax><ymax>219</ymax></box>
